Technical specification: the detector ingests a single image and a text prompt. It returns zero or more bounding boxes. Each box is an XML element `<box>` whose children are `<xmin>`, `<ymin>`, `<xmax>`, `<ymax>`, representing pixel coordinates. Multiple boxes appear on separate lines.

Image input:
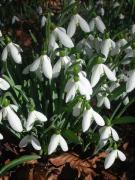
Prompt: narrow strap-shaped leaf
<box><xmin>0</xmin><ymin>154</ymin><xmax>40</xmax><ymax>176</ymax></box>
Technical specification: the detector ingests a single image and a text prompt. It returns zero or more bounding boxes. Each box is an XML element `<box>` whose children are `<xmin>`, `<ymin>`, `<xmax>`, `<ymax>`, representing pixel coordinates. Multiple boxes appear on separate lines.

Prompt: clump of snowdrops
<box><xmin>0</xmin><ymin>0</ymin><xmax>135</xmax><ymax>169</ymax></box>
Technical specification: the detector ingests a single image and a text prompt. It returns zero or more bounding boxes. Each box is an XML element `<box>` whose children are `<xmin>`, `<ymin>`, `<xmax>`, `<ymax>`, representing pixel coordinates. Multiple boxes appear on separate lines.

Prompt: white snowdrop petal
<box><xmin>104</xmin><ymin>97</ymin><xmax>111</xmax><ymax>109</ymax></box>
<box><xmin>104</xmin><ymin>150</ymin><xmax>117</xmax><ymax>169</ymax></box>
<box><xmin>1</xmin><ymin>47</ymin><xmax>8</xmax><ymax>61</ymax></box>
<box><xmin>42</xmin><ymin>55</ymin><xmax>52</xmax><ymax>80</ymax></box>
<box><xmin>82</xmin><ymin>109</ymin><xmax>93</xmax><ymax>132</ymax></box>
<box><xmin>117</xmin><ymin>150</ymin><xmax>126</xmax><ymax>161</ymax></box>
<box><xmin>73</xmin><ymin>102</ymin><xmax>81</xmax><ymax>117</ymax></box>
<box><xmin>100</xmin><ymin>126</ymin><xmax>111</xmax><ymax>140</ymax></box>
<box><xmin>26</xmin><ymin>112</ymin><xmax>36</xmax><ymax>131</ymax></box>
<box><xmin>52</xmin><ymin>59</ymin><xmax>62</xmax><ymax>78</ymax></box>
<box><xmin>0</xmin><ymin>78</ymin><xmax>10</xmax><ymax>90</ymax></box>
<box><xmin>0</xmin><ymin>133</ymin><xmax>3</xmax><ymax>140</ymax></box>
<box><xmin>49</xmin><ymin>32</ymin><xmax>56</xmax><ymax>49</ymax></box>
<box><xmin>111</xmin><ymin>127</ymin><xmax>119</xmax><ymax>141</ymax></box>
<box><xmin>89</xmin><ymin>19</ymin><xmax>95</xmax><ymax>31</ymax></box>
<box><xmin>41</xmin><ymin>16</ymin><xmax>46</xmax><ymax>28</ymax></box>
<box><xmin>126</xmin><ymin>70</ymin><xmax>135</xmax><ymax>92</ymax></box>
<box><xmin>0</xmin><ymin>110</ymin><xmax>2</xmax><ymax>121</ymax></box>
<box><xmin>95</xmin><ymin>16</ymin><xmax>106</xmax><ymax>33</ymax></box>
<box><xmin>92</xmin><ymin>109</ymin><xmax>105</xmax><ymax>126</ymax></box>
<box><xmin>6</xmin><ymin>107</ymin><xmax>23</xmax><ymax>132</ymax></box>
<box><xmin>79</xmin><ymin>74</ymin><xmax>93</xmax><ymax>95</ymax></box>
<box><xmin>65</xmin><ymin>83</ymin><xmax>77</xmax><ymax>103</ymax></box>
<box><xmin>97</xmin><ymin>95</ymin><xmax>104</xmax><ymax>107</ymax></box>
<box><xmin>30</xmin><ymin>58</ymin><xmax>40</xmax><ymax>71</ymax></box>
<box><xmin>34</xmin><ymin>111</ymin><xmax>47</xmax><ymax>122</ymax></box>
<box><xmin>48</xmin><ymin>134</ymin><xmax>59</xmax><ymax>155</ymax></box>
<box><xmin>31</xmin><ymin>135</ymin><xmax>41</xmax><ymax>150</ymax></box>
<box><xmin>8</xmin><ymin>43</ymin><xmax>22</xmax><ymax>64</ymax></box>
<box><xmin>78</xmin><ymin>15</ymin><xmax>90</xmax><ymax>33</ymax></box>
<box><xmin>103</xmin><ymin>64</ymin><xmax>117</xmax><ymax>81</ymax></box>
<box><xmin>19</xmin><ymin>135</ymin><xmax>30</xmax><ymax>148</ymax></box>
<box><xmin>56</xmin><ymin>28</ymin><xmax>74</xmax><ymax>48</ymax></box>
<box><xmin>67</xmin><ymin>16</ymin><xmax>77</xmax><ymax>37</ymax></box>
<box><xmin>91</xmin><ymin>64</ymin><xmax>102</xmax><ymax>87</ymax></box>
<box><xmin>59</xmin><ymin>135</ymin><xmax>68</xmax><ymax>151</ymax></box>
<box><xmin>65</xmin><ymin>78</ymin><xmax>74</xmax><ymax>92</ymax></box>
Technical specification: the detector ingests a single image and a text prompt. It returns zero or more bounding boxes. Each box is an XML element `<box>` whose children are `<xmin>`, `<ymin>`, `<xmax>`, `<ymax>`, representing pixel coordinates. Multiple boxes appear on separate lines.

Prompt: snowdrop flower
<box><xmin>26</xmin><ymin>110</ymin><xmax>47</xmax><ymax>131</ymax></box>
<box><xmin>131</xmin><ymin>24</ymin><xmax>135</xmax><ymax>34</ymax></box>
<box><xmin>0</xmin><ymin>133</ymin><xmax>3</xmax><ymax>140</ymax></box>
<box><xmin>72</xmin><ymin>101</ymin><xmax>82</xmax><ymax>117</ymax></box>
<box><xmin>0</xmin><ymin>30</ymin><xmax>2</xmax><ymax>37</ymax></box>
<box><xmin>76</xmin><ymin>38</ymin><xmax>93</xmax><ymax>56</ymax></box>
<box><xmin>37</xmin><ymin>6</ymin><xmax>43</xmax><ymax>15</ymax></box>
<box><xmin>119</xmin><ymin>14</ymin><xmax>125</xmax><ymax>20</ymax></box>
<box><xmin>41</xmin><ymin>15</ymin><xmax>46</xmax><ymax>28</ymax></box>
<box><xmin>82</xmin><ymin>107</ymin><xmax>105</xmax><ymax>132</ymax></box>
<box><xmin>0</xmin><ymin>104</ymin><xmax>23</xmax><ymax>132</ymax></box>
<box><xmin>97</xmin><ymin>93</ymin><xmax>111</xmax><ymax>109</ymax></box>
<box><xmin>65</xmin><ymin>72</ymin><xmax>93</xmax><ymax>103</ymax></box>
<box><xmin>12</xmin><ymin>16</ymin><xmax>20</xmax><ymax>24</ymax></box>
<box><xmin>89</xmin><ymin>16</ymin><xmax>106</xmax><ymax>33</ymax></box>
<box><xmin>49</xmin><ymin>27</ymin><xmax>74</xmax><ymax>48</ymax></box>
<box><xmin>30</xmin><ymin>54</ymin><xmax>52</xmax><ymax>80</ymax></box>
<box><xmin>100</xmin><ymin>7</ymin><xmax>105</xmax><ymax>16</ymax></box>
<box><xmin>2</xmin><ymin>41</ymin><xmax>22</xmax><ymax>64</ymax></box>
<box><xmin>19</xmin><ymin>134</ymin><xmax>41</xmax><ymax>150</ymax></box>
<box><xmin>104</xmin><ymin>149</ymin><xmax>126</xmax><ymax>169</ymax></box>
<box><xmin>52</xmin><ymin>55</ymin><xmax>71</xmax><ymax>78</ymax></box>
<box><xmin>0</xmin><ymin>78</ymin><xmax>10</xmax><ymax>90</ymax></box>
<box><xmin>48</xmin><ymin>134</ymin><xmax>68</xmax><ymax>155</ymax></box>
<box><xmin>67</xmin><ymin>14</ymin><xmax>90</xmax><ymax>37</ymax></box>
<box><xmin>113</xmin><ymin>2</ymin><xmax>120</xmax><ymax>8</ymax></box>
<box><xmin>99</xmin><ymin>126</ymin><xmax>119</xmax><ymax>145</ymax></box>
<box><xmin>126</xmin><ymin>69</ymin><xmax>135</xmax><ymax>92</ymax></box>
<box><xmin>91</xmin><ymin>63</ymin><xmax>117</xmax><ymax>87</ymax></box>
<box><xmin>101</xmin><ymin>38</ymin><xmax>116</xmax><ymax>60</ymax></box>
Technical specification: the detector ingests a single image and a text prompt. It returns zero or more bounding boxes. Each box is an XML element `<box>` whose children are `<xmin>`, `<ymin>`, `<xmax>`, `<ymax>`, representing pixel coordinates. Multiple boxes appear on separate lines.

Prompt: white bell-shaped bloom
<box><xmin>30</xmin><ymin>54</ymin><xmax>52</xmax><ymax>80</ymax></box>
<box><xmin>91</xmin><ymin>64</ymin><xmax>117</xmax><ymax>87</ymax></box>
<box><xmin>37</xmin><ymin>6</ymin><xmax>43</xmax><ymax>15</ymax></box>
<box><xmin>72</xmin><ymin>102</ymin><xmax>82</xmax><ymax>117</ymax></box>
<box><xmin>65</xmin><ymin>72</ymin><xmax>93</xmax><ymax>103</ymax></box>
<box><xmin>12</xmin><ymin>16</ymin><xmax>20</xmax><ymax>24</ymax></box>
<box><xmin>41</xmin><ymin>15</ymin><xmax>46</xmax><ymax>28</ymax></box>
<box><xmin>101</xmin><ymin>38</ymin><xmax>115</xmax><ymax>60</ymax></box>
<box><xmin>67</xmin><ymin>14</ymin><xmax>90</xmax><ymax>37</ymax></box>
<box><xmin>26</xmin><ymin>110</ymin><xmax>47</xmax><ymax>131</ymax></box>
<box><xmin>0</xmin><ymin>133</ymin><xmax>3</xmax><ymax>140</ymax></box>
<box><xmin>104</xmin><ymin>149</ymin><xmax>126</xmax><ymax>169</ymax></box>
<box><xmin>119</xmin><ymin>14</ymin><xmax>125</xmax><ymax>20</ymax></box>
<box><xmin>113</xmin><ymin>2</ymin><xmax>120</xmax><ymax>8</ymax></box>
<box><xmin>0</xmin><ymin>105</ymin><xmax>23</xmax><ymax>132</ymax></box>
<box><xmin>49</xmin><ymin>27</ymin><xmax>74</xmax><ymax>48</ymax></box>
<box><xmin>89</xmin><ymin>16</ymin><xmax>106</xmax><ymax>33</ymax></box>
<box><xmin>99</xmin><ymin>126</ymin><xmax>119</xmax><ymax>144</ymax></box>
<box><xmin>126</xmin><ymin>69</ymin><xmax>135</xmax><ymax>93</ymax></box>
<box><xmin>52</xmin><ymin>56</ymin><xmax>71</xmax><ymax>78</ymax></box>
<box><xmin>97</xmin><ymin>94</ymin><xmax>111</xmax><ymax>109</ymax></box>
<box><xmin>82</xmin><ymin>107</ymin><xmax>105</xmax><ymax>132</ymax></box>
<box><xmin>131</xmin><ymin>24</ymin><xmax>135</xmax><ymax>34</ymax></box>
<box><xmin>48</xmin><ymin>134</ymin><xmax>68</xmax><ymax>155</ymax></box>
<box><xmin>2</xmin><ymin>42</ymin><xmax>22</xmax><ymax>64</ymax></box>
<box><xmin>0</xmin><ymin>78</ymin><xmax>10</xmax><ymax>90</ymax></box>
<box><xmin>0</xmin><ymin>30</ymin><xmax>2</xmax><ymax>37</ymax></box>
<box><xmin>19</xmin><ymin>134</ymin><xmax>41</xmax><ymax>150</ymax></box>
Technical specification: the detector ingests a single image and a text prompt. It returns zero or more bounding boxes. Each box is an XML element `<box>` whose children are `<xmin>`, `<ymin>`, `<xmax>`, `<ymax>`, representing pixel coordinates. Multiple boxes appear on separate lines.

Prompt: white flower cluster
<box><xmin>2</xmin><ymin>0</ymin><xmax>135</xmax><ymax>170</ymax></box>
